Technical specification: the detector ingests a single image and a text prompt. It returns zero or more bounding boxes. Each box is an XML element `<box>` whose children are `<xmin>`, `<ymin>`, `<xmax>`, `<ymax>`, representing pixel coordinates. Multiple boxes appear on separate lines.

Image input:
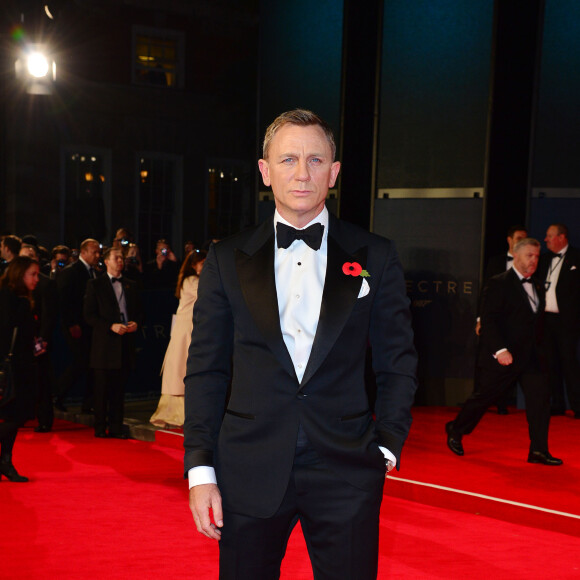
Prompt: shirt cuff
<box><xmin>493</xmin><ymin>348</ymin><xmax>508</xmax><ymax>358</ymax></box>
<box><xmin>188</xmin><ymin>466</ymin><xmax>217</xmax><ymax>489</ymax></box>
<box><xmin>378</xmin><ymin>446</ymin><xmax>397</xmax><ymax>467</ymax></box>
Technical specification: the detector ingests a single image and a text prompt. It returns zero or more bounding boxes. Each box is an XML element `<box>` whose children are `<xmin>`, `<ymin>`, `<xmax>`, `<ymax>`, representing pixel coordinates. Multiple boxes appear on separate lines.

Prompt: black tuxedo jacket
<box><xmin>478</xmin><ymin>268</ymin><xmax>545</xmax><ymax>372</ymax></box>
<box><xmin>83</xmin><ymin>275</ymin><xmax>143</xmax><ymax>370</ymax></box>
<box><xmin>538</xmin><ymin>246</ymin><xmax>580</xmax><ymax>331</ymax></box>
<box><xmin>56</xmin><ymin>260</ymin><xmax>94</xmax><ymax>331</ymax></box>
<box><xmin>183</xmin><ymin>213</ymin><xmax>418</xmax><ymax>518</ymax></box>
<box><xmin>33</xmin><ymin>273</ymin><xmax>59</xmax><ymax>344</ymax></box>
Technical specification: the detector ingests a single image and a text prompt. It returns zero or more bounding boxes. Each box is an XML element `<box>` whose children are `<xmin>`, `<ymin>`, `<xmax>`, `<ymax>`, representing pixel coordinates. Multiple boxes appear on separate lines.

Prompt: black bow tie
<box><xmin>276</xmin><ymin>222</ymin><xmax>324</xmax><ymax>251</ymax></box>
<box><xmin>550</xmin><ymin>251</ymin><xmax>562</xmax><ymax>259</ymax></box>
<box><xmin>521</xmin><ymin>278</ymin><xmax>533</xmax><ymax>284</ymax></box>
<box><xmin>111</xmin><ymin>277</ymin><xmax>122</xmax><ymax>283</ymax></box>
<box><xmin>506</xmin><ymin>256</ymin><xmax>513</xmax><ymax>262</ymax></box>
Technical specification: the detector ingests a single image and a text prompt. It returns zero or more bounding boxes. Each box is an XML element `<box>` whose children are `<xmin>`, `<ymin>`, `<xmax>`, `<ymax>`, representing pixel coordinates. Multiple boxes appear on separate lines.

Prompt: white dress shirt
<box><xmin>545</xmin><ymin>244</ymin><xmax>568</xmax><ymax>314</ymax></box>
<box><xmin>107</xmin><ymin>273</ymin><xmax>128</xmax><ymax>323</ymax></box>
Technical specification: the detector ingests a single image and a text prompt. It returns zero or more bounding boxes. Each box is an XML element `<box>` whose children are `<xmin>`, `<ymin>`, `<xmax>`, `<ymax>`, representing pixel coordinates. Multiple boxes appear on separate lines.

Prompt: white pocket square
<box><xmin>358</xmin><ymin>279</ymin><xmax>370</xmax><ymax>298</ymax></box>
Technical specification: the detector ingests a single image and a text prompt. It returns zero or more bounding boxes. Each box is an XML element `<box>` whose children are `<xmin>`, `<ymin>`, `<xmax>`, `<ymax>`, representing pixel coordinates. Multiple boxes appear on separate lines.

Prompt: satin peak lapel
<box><xmin>300</xmin><ymin>235</ymin><xmax>368</xmax><ymax>387</ymax></box>
<box><xmin>235</xmin><ymin>225</ymin><xmax>296</xmax><ymax>379</ymax></box>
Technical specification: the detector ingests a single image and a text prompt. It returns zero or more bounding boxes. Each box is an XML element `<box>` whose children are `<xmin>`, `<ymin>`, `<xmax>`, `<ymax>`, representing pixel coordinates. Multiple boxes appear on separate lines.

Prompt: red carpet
<box><xmin>1</xmin><ymin>408</ymin><xmax>580</xmax><ymax>579</ymax></box>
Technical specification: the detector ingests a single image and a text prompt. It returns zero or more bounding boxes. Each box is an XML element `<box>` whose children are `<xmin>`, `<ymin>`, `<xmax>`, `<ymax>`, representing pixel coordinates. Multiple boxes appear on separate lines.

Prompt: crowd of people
<box><xmin>0</xmin><ymin>228</ymin><xmax>208</xmax><ymax>481</ymax></box>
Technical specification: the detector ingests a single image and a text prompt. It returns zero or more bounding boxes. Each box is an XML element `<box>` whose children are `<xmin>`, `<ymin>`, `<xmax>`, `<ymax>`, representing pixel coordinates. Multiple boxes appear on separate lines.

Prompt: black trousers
<box><xmin>544</xmin><ymin>313</ymin><xmax>580</xmax><ymax>413</ymax></box>
<box><xmin>453</xmin><ymin>363</ymin><xmax>551</xmax><ymax>453</ymax></box>
<box><xmin>93</xmin><ymin>366</ymin><xmax>130</xmax><ymax>436</ymax></box>
<box><xmin>56</xmin><ymin>327</ymin><xmax>93</xmax><ymax>409</ymax></box>
<box><xmin>218</xmin><ymin>446</ymin><xmax>385</xmax><ymax>580</ymax></box>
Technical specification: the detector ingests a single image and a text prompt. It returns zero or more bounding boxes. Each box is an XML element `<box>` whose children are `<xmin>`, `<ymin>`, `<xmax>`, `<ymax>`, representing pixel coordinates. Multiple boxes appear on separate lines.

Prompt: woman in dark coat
<box><xmin>0</xmin><ymin>256</ymin><xmax>43</xmax><ymax>482</ymax></box>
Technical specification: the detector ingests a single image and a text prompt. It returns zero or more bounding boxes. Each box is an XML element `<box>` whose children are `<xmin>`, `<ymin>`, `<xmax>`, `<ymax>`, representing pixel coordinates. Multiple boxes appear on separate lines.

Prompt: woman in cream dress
<box><xmin>150</xmin><ymin>250</ymin><xmax>206</xmax><ymax>427</ymax></box>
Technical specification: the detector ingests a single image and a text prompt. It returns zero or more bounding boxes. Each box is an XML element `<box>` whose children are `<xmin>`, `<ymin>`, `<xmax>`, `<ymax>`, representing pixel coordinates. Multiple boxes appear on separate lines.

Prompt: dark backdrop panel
<box><xmin>258</xmin><ymin>0</ymin><xmax>343</xmax><ymax>143</ymax></box>
<box><xmin>374</xmin><ymin>198</ymin><xmax>483</xmax><ymax>405</ymax></box>
<box><xmin>533</xmin><ymin>0</ymin><xmax>580</xmax><ymax>187</ymax></box>
<box><xmin>378</xmin><ymin>0</ymin><xmax>493</xmax><ymax>187</ymax></box>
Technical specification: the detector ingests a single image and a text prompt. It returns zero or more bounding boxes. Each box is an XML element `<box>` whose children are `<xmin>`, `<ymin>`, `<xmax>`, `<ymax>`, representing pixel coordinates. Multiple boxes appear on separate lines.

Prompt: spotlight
<box><xmin>15</xmin><ymin>43</ymin><xmax>56</xmax><ymax>95</ymax></box>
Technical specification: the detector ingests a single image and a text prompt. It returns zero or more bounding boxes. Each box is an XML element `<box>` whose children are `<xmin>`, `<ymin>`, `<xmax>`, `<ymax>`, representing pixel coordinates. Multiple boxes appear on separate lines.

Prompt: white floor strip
<box><xmin>157</xmin><ymin>429</ymin><xmax>184</xmax><ymax>437</ymax></box>
<box><xmin>387</xmin><ymin>475</ymin><xmax>580</xmax><ymax>520</ymax></box>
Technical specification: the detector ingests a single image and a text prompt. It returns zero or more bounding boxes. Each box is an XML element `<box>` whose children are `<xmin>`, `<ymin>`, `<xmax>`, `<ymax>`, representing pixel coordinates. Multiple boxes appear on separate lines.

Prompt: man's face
<box><xmin>258</xmin><ymin>124</ymin><xmax>340</xmax><ymax>227</ymax></box>
<box><xmin>507</xmin><ymin>230</ymin><xmax>527</xmax><ymax>254</ymax></box>
<box><xmin>54</xmin><ymin>252</ymin><xmax>68</xmax><ymax>266</ymax></box>
<box><xmin>81</xmin><ymin>242</ymin><xmax>101</xmax><ymax>267</ymax></box>
<box><xmin>513</xmin><ymin>244</ymin><xmax>540</xmax><ymax>278</ymax></box>
<box><xmin>105</xmin><ymin>250</ymin><xmax>124</xmax><ymax>277</ymax></box>
<box><xmin>156</xmin><ymin>242</ymin><xmax>169</xmax><ymax>257</ymax></box>
<box><xmin>544</xmin><ymin>226</ymin><xmax>567</xmax><ymax>253</ymax></box>
<box><xmin>1</xmin><ymin>241</ymin><xmax>9</xmax><ymax>260</ymax></box>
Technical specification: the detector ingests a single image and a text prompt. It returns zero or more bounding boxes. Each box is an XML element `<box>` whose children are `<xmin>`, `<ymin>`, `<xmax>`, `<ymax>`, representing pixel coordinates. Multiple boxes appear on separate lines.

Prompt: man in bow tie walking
<box><xmin>84</xmin><ymin>247</ymin><xmax>143</xmax><ymax>438</ymax></box>
<box><xmin>446</xmin><ymin>238</ymin><xmax>562</xmax><ymax>465</ymax></box>
<box><xmin>538</xmin><ymin>223</ymin><xmax>580</xmax><ymax>418</ymax></box>
<box><xmin>184</xmin><ymin>109</ymin><xmax>418</xmax><ymax>579</ymax></box>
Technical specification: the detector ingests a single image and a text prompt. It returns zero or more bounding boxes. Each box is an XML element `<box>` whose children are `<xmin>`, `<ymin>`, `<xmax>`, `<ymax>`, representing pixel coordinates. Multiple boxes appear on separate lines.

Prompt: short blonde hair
<box><xmin>262</xmin><ymin>109</ymin><xmax>336</xmax><ymax>161</ymax></box>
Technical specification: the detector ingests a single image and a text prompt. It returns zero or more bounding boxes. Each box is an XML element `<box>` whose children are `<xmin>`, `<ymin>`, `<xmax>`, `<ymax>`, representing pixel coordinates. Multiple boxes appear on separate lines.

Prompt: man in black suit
<box><xmin>84</xmin><ymin>247</ymin><xmax>143</xmax><ymax>438</ymax></box>
<box><xmin>446</xmin><ymin>238</ymin><xmax>562</xmax><ymax>465</ymax></box>
<box><xmin>54</xmin><ymin>238</ymin><xmax>101</xmax><ymax>412</ymax></box>
<box><xmin>476</xmin><ymin>225</ymin><xmax>528</xmax><ymax>414</ymax></box>
<box><xmin>538</xmin><ymin>223</ymin><xmax>580</xmax><ymax>417</ymax></box>
<box><xmin>184</xmin><ymin>109</ymin><xmax>418</xmax><ymax>579</ymax></box>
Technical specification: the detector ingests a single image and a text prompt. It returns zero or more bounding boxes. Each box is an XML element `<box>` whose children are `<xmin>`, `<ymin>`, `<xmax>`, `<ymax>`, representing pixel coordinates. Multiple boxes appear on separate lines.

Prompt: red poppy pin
<box><xmin>342</xmin><ymin>262</ymin><xmax>370</xmax><ymax>277</ymax></box>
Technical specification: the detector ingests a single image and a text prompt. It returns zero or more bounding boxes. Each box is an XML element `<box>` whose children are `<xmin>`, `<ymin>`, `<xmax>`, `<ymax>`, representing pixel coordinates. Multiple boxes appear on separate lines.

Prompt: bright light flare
<box><xmin>27</xmin><ymin>52</ymin><xmax>50</xmax><ymax>78</ymax></box>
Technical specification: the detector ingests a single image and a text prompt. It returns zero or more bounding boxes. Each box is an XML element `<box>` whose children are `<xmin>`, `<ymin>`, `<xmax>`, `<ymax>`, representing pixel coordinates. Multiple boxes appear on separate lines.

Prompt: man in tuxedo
<box><xmin>538</xmin><ymin>223</ymin><xmax>580</xmax><ymax>417</ymax></box>
<box><xmin>54</xmin><ymin>238</ymin><xmax>101</xmax><ymax>412</ymax></box>
<box><xmin>184</xmin><ymin>109</ymin><xmax>418</xmax><ymax>579</ymax></box>
<box><xmin>446</xmin><ymin>238</ymin><xmax>562</xmax><ymax>465</ymax></box>
<box><xmin>475</xmin><ymin>225</ymin><xmax>528</xmax><ymax>414</ymax></box>
<box><xmin>84</xmin><ymin>247</ymin><xmax>143</xmax><ymax>438</ymax></box>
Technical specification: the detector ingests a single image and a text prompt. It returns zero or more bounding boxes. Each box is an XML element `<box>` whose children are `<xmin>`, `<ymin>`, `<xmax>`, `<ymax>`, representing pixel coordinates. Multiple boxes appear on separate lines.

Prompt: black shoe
<box><xmin>527</xmin><ymin>451</ymin><xmax>563</xmax><ymax>465</ymax></box>
<box><xmin>550</xmin><ymin>407</ymin><xmax>566</xmax><ymax>416</ymax></box>
<box><xmin>34</xmin><ymin>425</ymin><xmax>51</xmax><ymax>433</ymax></box>
<box><xmin>94</xmin><ymin>431</ymin><xmax>108</xmax><ymax>438</ymax></box>
<box><xmin>445</xmin><ymin>421</ymin><xmax>464</xmax><ymax>456</ymax></box>
<box><xmin>0</xmin><ymin>463</ymin><xmax>29</xmax><ymax>482</ymax></box>
<box><xmin>497</xmin><ymin>406</ymin><xmax>509</xmax><ymax>415</ymax></box>
<box><xmin>574</xmin><ymin>412</ymin><xmax>580</xmax><ymax>420</ymax></box>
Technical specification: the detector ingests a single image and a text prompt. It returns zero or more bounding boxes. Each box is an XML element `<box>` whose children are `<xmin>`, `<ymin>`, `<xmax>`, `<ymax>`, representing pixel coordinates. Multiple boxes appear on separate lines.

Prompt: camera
<box><xmin>161</xmin><ymin>248</ymin><xmax>168</xmax><ymax>256</ymax></box>
<box><xmin>121</xmin><ymin>238</ymin><xmax>129</xmax><ymax>247</ymax></box>
<box><xmin>57</xmin><ymin>260</ymin><xmax>65</xmax><ymax>269</ymax></box>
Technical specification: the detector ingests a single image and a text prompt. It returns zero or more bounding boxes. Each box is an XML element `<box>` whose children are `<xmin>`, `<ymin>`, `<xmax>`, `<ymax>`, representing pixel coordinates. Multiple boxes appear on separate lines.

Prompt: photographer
<box><xmin>143</xmin><ymin>239</ymin><xmax>178</xmax><ymax>290</ymax></box>
<box><xmin>49</xmin><ymin>245</ymin><xmax>71</xmax><ymax>279</ymax></box>
<box><xmin>123</xmin><ymin>243</ymin><xmax>143</xmax><ymax>284</ymax></box>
